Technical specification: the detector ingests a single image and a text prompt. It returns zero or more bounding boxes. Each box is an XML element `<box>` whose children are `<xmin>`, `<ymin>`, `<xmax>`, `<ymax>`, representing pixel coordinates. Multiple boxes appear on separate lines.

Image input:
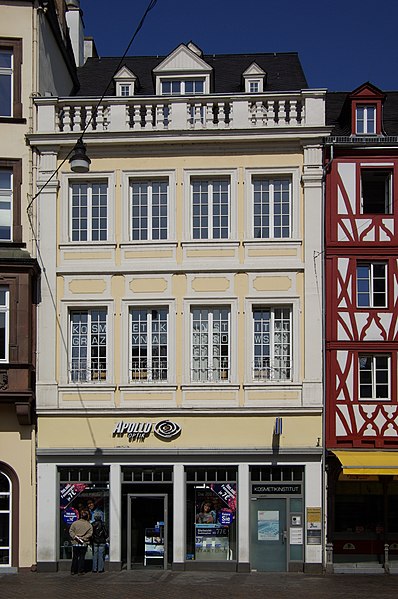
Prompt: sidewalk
<box><xmin>0</xmin><ymin>569</ymin><xmax>397</xmax><ymax>599</ymax></box>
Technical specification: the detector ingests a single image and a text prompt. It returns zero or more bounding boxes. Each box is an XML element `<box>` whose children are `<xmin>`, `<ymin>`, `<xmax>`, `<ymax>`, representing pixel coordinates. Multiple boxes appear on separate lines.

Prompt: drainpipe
<box><xmin>321</xmin><ymin>142</ymin><xmax>333</xmax><ymax>572</ymax></box>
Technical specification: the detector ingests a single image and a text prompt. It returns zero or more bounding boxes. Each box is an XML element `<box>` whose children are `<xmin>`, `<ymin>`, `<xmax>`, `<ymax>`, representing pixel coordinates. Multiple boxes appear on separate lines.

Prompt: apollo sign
<box><xmin>113</xmin><ymin>419</ymin><xmax>181</xmax><ymax>442</ymax></box>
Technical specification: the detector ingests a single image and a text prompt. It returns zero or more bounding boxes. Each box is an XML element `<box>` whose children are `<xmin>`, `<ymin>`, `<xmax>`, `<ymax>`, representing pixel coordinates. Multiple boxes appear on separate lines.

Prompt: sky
<box><xmin>79</xmin><ymin>0</ymin><xmax>398</xmax><ymax>92</ymax></box>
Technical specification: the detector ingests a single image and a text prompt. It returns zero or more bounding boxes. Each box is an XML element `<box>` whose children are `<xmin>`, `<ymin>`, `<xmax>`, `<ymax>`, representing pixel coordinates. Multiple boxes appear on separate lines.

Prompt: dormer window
<box><xmin>161</xmin><ymin>79</ymin><xmax>204</xmax><ymax>96</ymax></box>
<box><xmin>114</xmin><ymin>66</ymin><xmax>137</xmax><ymax>97</ymax></box>
<box><xmin>356</xmin><ymin>105</ymin><xmax>376</xmax><ymax>134</ymax></box>
<box><xmin>242</xmin><ymin>63</ymin><xmax>266</xmax><ymax>94</ymax></box>
<box><xmin>350</xmin><ymin>83</ymin><xmax>385</xmax><ymax>136</ymax></box>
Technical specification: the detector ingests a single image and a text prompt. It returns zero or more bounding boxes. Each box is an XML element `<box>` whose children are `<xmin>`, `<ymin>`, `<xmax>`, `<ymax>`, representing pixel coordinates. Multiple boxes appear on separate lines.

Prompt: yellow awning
<box><xmin>333</xmin><ymin>450</ymin><xmax>398</xmax><ymax>475</ymax></box>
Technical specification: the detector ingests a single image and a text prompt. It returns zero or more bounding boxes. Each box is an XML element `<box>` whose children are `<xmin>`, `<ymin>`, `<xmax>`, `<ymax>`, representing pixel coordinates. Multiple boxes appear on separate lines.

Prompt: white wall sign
<box><xmin>112</xmin><ymin>419</ymin><xmax>181</xmax><ymax>442</ymax></box>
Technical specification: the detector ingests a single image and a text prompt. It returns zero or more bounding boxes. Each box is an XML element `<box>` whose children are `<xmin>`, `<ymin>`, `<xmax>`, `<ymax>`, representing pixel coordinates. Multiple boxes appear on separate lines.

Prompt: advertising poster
<box><xmin>258</xmin><ymin>510</ymin><xmax>279</xmax><ymax>541</ymax></box>
<box><xmin>195</xmin><ymin>484</ymin><xmax>236</xmax><ymax>525</ymax></box>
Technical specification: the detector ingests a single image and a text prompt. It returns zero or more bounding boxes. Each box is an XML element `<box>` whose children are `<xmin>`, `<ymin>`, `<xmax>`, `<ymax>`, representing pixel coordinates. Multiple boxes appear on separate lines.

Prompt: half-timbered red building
<box><xmin>325</xmin><ymin>83</ymin><xmax>398</xmax><ymax>569</ymax></box>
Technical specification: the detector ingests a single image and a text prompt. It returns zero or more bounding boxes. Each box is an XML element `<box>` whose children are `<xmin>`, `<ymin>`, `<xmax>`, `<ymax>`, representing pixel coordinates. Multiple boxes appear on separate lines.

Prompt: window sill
<box><xmin>243</xmin><ymin>381</ymin><xmax>300</xmax><ymax>389</ymax></box>
<box><xmin>120</xmin><ymin>383</ymin><xmax>177</xmax><ymax>391</ymax></box>
<box><xmin>243</xmin><ymin>239</ymin><xmax>302</xmax><ymax>246</ymax></box>
<box><xmin>182</xmin><ymin>383</ymin><xmax>240</xmax><ymax>391</ymax></box>
<box><xmin>59</xmin><ymin>383</ymin><xmax>117</xmax><ymax>391</ymax></box>
<box><xmin>120</xmin><ymin>241</ymin><xmax>178</xmax><ymax>249</ymax></box>
<box><xmin>59</xmin><ymin>242</ymin><xmax>117</xmax><ymax>249</ymax></box>
<box><xmin>182</xmin><ymin>241</ymin><xmax>239</xmax><ymax>248</ymax></box>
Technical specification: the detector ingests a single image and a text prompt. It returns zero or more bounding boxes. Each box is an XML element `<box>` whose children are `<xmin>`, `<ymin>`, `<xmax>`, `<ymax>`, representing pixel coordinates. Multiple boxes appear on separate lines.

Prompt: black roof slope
<box><xmin>326</xmin><ymin>91</ymin><xmax>398</xmax><ymax>136</ymax></box>
<box><xmin>76</xmin><ymin>52</ymin><xmax>308</xmax><ymax>97</ymax></box>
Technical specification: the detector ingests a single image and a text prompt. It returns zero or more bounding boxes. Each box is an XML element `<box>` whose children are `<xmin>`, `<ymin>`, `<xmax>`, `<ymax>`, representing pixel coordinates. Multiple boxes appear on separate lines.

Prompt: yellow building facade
<box><xmin>31</xmin><ymin>42</ymin><xmax>328</xmax><ymax>572</ymax></box>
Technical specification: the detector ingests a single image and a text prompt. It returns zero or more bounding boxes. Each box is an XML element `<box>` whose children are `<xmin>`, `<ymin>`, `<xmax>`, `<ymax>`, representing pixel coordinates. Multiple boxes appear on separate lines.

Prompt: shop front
<box><xmin>36</xmin><ymin>415</ymin><xmax>323</xmax><ymax>572</ymax></box>
<box><xmin>327</xmin><ymin>451</ymin><xmax>398</xmax><ymax>565</ymax></box>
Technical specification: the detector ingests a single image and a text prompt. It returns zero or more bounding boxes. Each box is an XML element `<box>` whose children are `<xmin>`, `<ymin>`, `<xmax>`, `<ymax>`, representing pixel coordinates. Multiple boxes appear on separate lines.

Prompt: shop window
<box><xmin>0</xmin><ymin>471</ymin><xmax>11</xmax><ymax>566</ymax></box>
<box><xmin>361</xmin><ymin>169</ymin><xmax>392</xmax><ymax>214</ymax></box>
<box><xmin>186</xmin><ymin>468</ymin><xmax>237</xmax><ymax>563</ymax></box>
<box><xmin>59</xmin><ymin>468</ymin><xmax>109</xmax><ymax>561</ymax></box>
<box><xmin>356</xmin><ymin>262</ymin><xmax>387</xmax><ymax>308</ymax></box>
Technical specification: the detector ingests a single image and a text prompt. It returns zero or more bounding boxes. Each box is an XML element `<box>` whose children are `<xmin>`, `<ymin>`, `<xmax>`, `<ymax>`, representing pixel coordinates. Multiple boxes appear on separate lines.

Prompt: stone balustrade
<box><xmin>35</xmin><ymin>90</ymin><xmax>325</xmax><ymax>134</ymax></box>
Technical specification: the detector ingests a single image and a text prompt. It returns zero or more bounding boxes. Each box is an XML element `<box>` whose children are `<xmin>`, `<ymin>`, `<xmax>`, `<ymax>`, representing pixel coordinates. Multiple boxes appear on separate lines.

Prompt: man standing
<box><xmin>69</xmin><ymin>510</ymin><xmax>93</xmax><ymax>575</ymax></box>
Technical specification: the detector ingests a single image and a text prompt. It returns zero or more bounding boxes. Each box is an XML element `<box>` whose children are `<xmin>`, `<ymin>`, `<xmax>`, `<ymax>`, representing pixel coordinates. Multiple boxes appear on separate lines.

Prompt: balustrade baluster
<box><xmin>289</xmin><ymin>100</ymin><xmax>298</xmax><ymax>126</ymax></box>
<box><xmin>72</xmin><ymin>106</ymin><xmax>82</xmax><ymax>132</ymax></box>
<box><xmin>85</xmin><ymin>106</ymin><xmax>93</xmax><ymax>131</ymax></box>
<box><xmin>63</xmin><ymin>105</ymin><xmax>71</xmax><ymax>132</ymax></box>
<box><xmin>144</xmin><ymin>105</ymin><xmax>153</xmax><ymax>129</ymax></box>
<box><xmin>156</xmin><ymin>104</ymin><xmax>165</xmax><ymax>129</ymax></box>
<box><xmin>218</xmin><ymin>102</ymin><xmax>226</xmax><ymax>128</ymax></box>
<box><xmin>267</xmin><ymin>101</ymin><xmax>275</xmax><ymax>126</ymax></box>
<box><xmin>278</xmin><ymin>100</ymin><xmax>286</xmax><ymax>125</ymax></box>
<box><xmin>205</xmin><ymin>103</ymin><xmax>213</xmax><ymax>128</ymax></box>
<box><xmin>96</xmin><ymin>106</ymin><xmax>104</xmax><ymax>131</ymax></box>
<box><xmin>133</xmin><ymin>105</ymin><xmax>141</xmax><ymax>129</ymax></box>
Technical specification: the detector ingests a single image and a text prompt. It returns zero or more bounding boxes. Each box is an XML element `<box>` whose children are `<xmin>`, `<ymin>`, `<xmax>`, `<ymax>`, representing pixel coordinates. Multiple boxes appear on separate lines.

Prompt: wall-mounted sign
<box><xmin>252</xmin><ymin>484</ymin><xmax>301</xmax><ymax>495</ymax></box>
<box><xmin>306</xmin><ymin>507</ymin><xmax>321</xmax><ymax>545</ymax></box>
<box><xmin>112</xmin><ymin>419</ymin><xmax>181</xmax><ymax>442</ymax></box>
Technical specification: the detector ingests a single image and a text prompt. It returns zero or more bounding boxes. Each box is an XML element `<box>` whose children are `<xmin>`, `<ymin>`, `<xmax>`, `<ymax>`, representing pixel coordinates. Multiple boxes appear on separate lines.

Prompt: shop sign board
<box><xmin>252</xmin><ymin>484</ymin><xmax>301</xmax><ymax>495</ymax></box>
<box><xmin>112</xmin><ymin>419</ymin><xmax>181</xmax><ymax>442</ymax></box>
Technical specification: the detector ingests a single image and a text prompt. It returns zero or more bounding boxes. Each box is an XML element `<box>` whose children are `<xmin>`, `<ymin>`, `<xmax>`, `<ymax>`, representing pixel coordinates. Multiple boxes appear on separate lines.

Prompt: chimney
<box><xmin>65</xmin><ymin>0</ymin><xmax>84</xmax><ymax>66</ymax></box>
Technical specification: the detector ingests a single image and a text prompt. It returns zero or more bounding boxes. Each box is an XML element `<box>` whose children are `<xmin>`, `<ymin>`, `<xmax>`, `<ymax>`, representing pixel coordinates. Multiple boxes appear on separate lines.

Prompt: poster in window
<box><xmin>258</xmin><ymin>510</ymin><xmax>279</xmax><ymax>541</ymax></box>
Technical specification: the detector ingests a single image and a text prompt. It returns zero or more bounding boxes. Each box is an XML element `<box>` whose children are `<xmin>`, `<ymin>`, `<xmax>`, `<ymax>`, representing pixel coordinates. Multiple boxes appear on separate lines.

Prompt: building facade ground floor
<box><xmin>326</xmin><ymin>451</ymin><xmax>398</xmax><ymax>568</ymax></box>
<box><xmin>36</xmin><ymin>413</ymin><xmax>323</xmax><ymax>573</ymax></box>
<box><xmin>0</xmin><ymin>406</ymin><xmax>36</xmax><ymax>572</ymax></box>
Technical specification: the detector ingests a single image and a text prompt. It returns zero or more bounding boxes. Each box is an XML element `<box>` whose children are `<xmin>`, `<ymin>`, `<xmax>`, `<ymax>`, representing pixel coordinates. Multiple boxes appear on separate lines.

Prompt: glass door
<box><xmin>127</xmin><ymin>494</ymin><xmax>167</xmax><ymax>569</ymax></box>
<box><xmin>250</xmin><ymin>497</ymin><xmax>287</xmax><ymax>571</ymax></box>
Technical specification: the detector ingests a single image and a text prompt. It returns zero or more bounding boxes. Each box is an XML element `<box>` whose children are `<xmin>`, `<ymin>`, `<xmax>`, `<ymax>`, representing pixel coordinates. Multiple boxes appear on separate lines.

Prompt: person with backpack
<box><xmin>91</xmin><ymin>512</ymin><xmax>109</xmax><ymax>573</ymax></box>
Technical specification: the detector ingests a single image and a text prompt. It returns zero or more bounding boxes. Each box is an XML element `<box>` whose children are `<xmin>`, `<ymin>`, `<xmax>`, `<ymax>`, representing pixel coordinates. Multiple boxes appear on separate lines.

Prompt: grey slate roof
<box><xmin>326</xmin><ymin>90</ymin><xmax>398</xmax><ymax>136</ymax></box>
<box><xmin>76</xmin><ymin>52</ymin><xmax>308</xmax><ymax>97</ymax></box>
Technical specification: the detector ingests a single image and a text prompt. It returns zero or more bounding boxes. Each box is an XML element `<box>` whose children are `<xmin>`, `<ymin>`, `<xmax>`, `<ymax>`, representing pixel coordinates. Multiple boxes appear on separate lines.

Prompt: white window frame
<box><xmin>69</xmin><ymin>307</ymin><xmax>108</xmax><ymax>383</ymax></box>
<box><xmin>356</xmin><ymin>262</ymin><xmax>387</xmax><ymax>308</ymax></box>
<box><xmin>356</xmin><ymin>104</ymin><xmax>376</xmax><ymax>135</ymax></box>
<box><xmin>61</xmin><ymin>172</ymin><xmax>115</xmax><ymax>245</ymax></box>
<box><xmin>358</xmin><ymin>354</ymin><xmax>390</xmax><ymax>400</ymax></box>
<box><xmin>190</xmin><ymin>305</ymin><xmax>231</xmax><ymax>383</ymax></box>
<box><xmin>184</xmin><ymin>169</ymin><xmax>238</xmax><ymax>242</ymax></box>
<box><xmin>129</xmin><ymin>179</ymin><xmax>169</xmax><ymax>241</ymax></box>
<box><xmin>0</xmin><ymin>48</ymin><xmax>13</xmax><ymax>118</ymax></box>
<box><xmin>360</xmin><ymin>168</ymin><xmax>393</xmax><ymax>214</ymax></box>
<box><xmin>122</xmin><ymin>170</ymin><xmax>176</xmax><ymax>244</ymax></box>
<box><xmin>129</xmin><ymin>306</ymin><xmax>169</xmax><ymax>382</ymax></box>
<box><xmin>119</xmin><ymin>83</ymin><xmax>132</xmax><ymax>97</ymax></box>
<box><xmin>183</xmin><ymin>298</ymin><xmax>237</xmax><ymax>386</ymax></box>
<box><xmin>69</xmin><ymin>180</ymin><xmax>109</xmax><ymax>242</ymax></box>
<box><xmin>245</xmin><ymin>298</ymin><xmax>299</xmax><ymax>385</ymax></box>
<box><xmin>248</xmin><ymin>80</ymin><xmax>260</xmax><ymax>93</ymax></box>
<box><xmin>245</xmin><ymin>167</ymin><xmax>300</xmax><ymax>240</ymax></box>
<box><xmin>60</xmin><ymin>299</ymin><xmax>114</xmax><ymax>386</ymax></box>
<box><xmin>121</xmin><ymin>297</ymin><xmax>175</xmax><ymax>386</ymax></box>
<box><xmin>157</xmin><ymin>76</ymin><xmax>210</xmax><ymax>96</ymax></box>
<box><xmin>0</xmin><ymin>471</ymin><xmax>11</xmax><ymax>567</ymax></box>
<box><xmin>251</xmin><ymin>305</ymin><xmax>292</xmax><ymax>382</ymax></box>
<box><xmin>0</xmin><ymin>170</ymin><xmax>12</xmax><ymax>242</ymax></box>
<box><xmin>0</xmin><ymin>287</ymin><xmax>9</xmax><ymax>363</ymax></box>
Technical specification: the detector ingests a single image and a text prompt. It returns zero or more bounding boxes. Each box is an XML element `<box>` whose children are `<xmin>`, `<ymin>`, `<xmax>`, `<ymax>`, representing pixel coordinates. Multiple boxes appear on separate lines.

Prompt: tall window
<box><xmin>70</xmin><ymin>182</ymin><xmax>108</xmax><ymax>241</ymax></box>
<box><xmin>356</xmin><ymin>105</ymin><xmax>375</xmax><ymax>134</ymax></box>
<box><xmin>130</xmin><ymin>308</ymin><xmax>168</xmax><ymax>381</ymax></box>
<box><xmin>70</xmin><ymin>309</ymin><xmax>107</xmax><ymax>382</ymax></box>
<box><xmin>130</xmin><ymin>180</ymin><xmax>168</xmax><ymax>240</ymax></box>
<box><xmin>253</xmin><ymin>307</ymin><xmax>291</xmax><ymax>381</ymax></box>
<box><xmin>253</xmin><ymin>177</ymin><xmax>291</xmax><ymax>239</ymax></box>
<box><xmin>361</xmin><ymin>170</ymin><xmax>392</xmax><ymax>214</ymax></box>
<box><xmin>0</xmin><ymin>170</ymin><xmax>12</xmax><ymax>241</ymax></box>
<box><xmin>192</xmin><ymin>179</ymin><xmax>229</xmax><ymax>240</ymax></box>
<box><xmin>161</xmin><ymin>79</ymin><xmax>204</xmax><ymax>95</ymax></box>
<box><xmin>191</xmin><ymin>307</ymin><xmax>230</xmax><ymax>382</ymax></box>
<box><xmin>0</xmin><ymin>39</ymin><xmax>22</xmax><ymax>118</ymax></box>
<box><xmin>0</xmin><ymin>471</ymin><xmax>11</xmax><ymax>566</ymax></box>
<box><xmin>0</xmin><ymin>287</ymin><xmax>9</xmax><ymax>362</ymax></box>
<box><xmin>357</xmin><ymin>262</ymin><xmax>387</xmax><ymax>308</ymax></box>
<box><xmin>359</xmin><ymin>354</ymin><xmax>390</xmax><ymax>400</ymax></box>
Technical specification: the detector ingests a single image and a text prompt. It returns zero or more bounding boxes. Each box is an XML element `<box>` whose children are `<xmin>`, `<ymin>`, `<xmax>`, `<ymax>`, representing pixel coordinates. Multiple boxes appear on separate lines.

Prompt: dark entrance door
<box><xmin>127</xmin><ymin>494</ymin><xmax>167</xmax><ymax>569</ymax></box>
